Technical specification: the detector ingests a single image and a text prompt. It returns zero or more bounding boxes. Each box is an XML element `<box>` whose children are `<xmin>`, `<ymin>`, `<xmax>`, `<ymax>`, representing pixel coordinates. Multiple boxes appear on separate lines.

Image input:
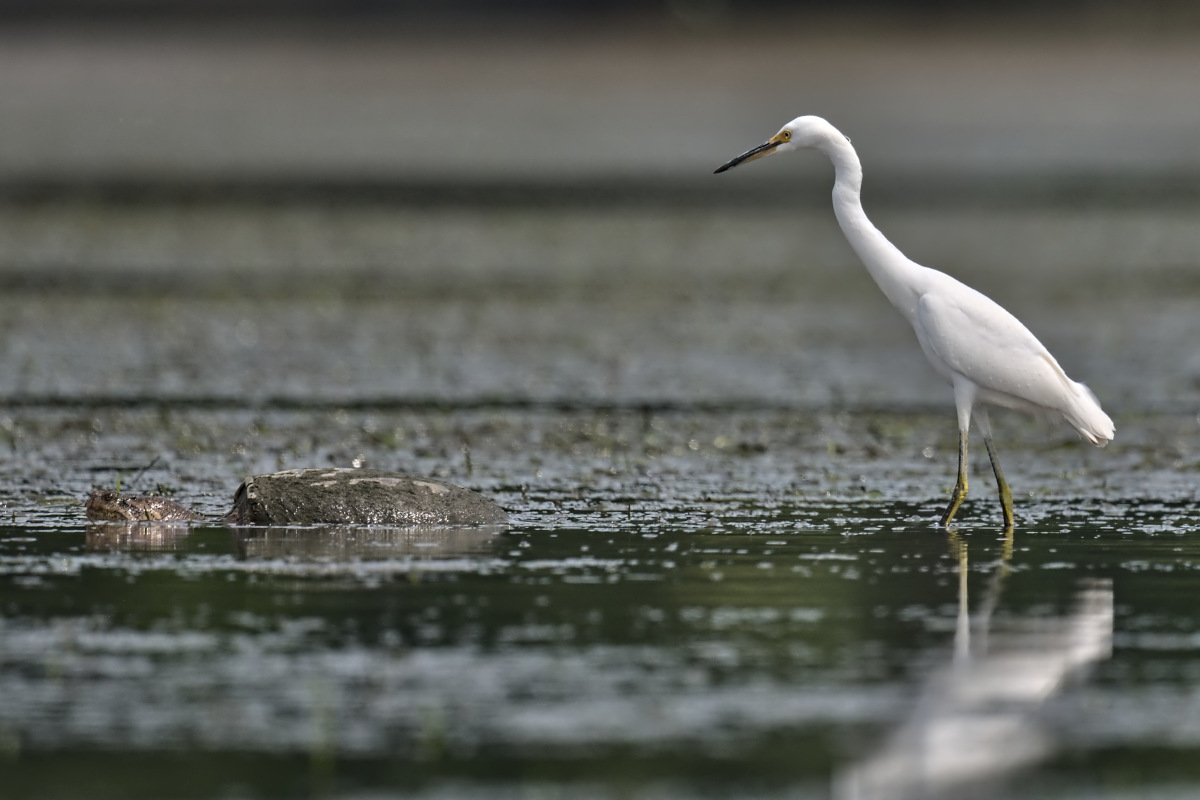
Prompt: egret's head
<box><xmin>714</xmin><ymin>115</ymin><xmax>836</xmax><ymax>174</ymax></box>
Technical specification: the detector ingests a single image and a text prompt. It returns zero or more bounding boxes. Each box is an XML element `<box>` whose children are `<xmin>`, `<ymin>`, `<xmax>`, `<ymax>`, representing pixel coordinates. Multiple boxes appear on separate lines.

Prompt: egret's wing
<box><xmin>915</xmin><ymin>281</ymin><xmax>1073</xmax><ymax>410</ymax></box>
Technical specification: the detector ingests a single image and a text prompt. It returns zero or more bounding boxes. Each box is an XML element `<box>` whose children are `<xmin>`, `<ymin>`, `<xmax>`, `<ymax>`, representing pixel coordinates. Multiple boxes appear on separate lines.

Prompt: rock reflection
<box><xmin>835</xmin><ymin>536</ymin><xmax>1114</xmax><ymax>800</ymax></box>
<box><xmin>234</xmin><ymin>525</ymin><xmax>503</xmax><ymax>561</ymax></box>
<box><xmin>86</xmin><ymin>522</ymin><xmax>192</xmax><ymax>551</ymax></box>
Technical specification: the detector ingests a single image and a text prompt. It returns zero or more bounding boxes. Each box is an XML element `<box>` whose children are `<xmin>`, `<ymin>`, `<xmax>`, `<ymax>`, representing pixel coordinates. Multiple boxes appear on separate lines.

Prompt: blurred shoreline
<box><xmin>3</xmin><ymin>21</ymin><xmax>1200</xmax><ymax>187</ymax></box>
<box><xmin>3</xmin><ymin>171</ymin><xmax>1199</xmax><ymax>209</ymax></box>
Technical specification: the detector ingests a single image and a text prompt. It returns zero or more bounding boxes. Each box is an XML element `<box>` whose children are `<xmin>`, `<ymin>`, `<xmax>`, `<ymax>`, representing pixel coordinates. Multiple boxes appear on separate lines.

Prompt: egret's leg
<box><xmin>941</xmin><ymin>380</ymin><xmax>976</xmax><ymax>528</ymax></box>
<box><xmin>973</xmin><ymin>408</ymin><xmax>1014</xmax><ymax>530</ymax></box>
<box><xmin>939</xmin><ymin>427</ymin><xmax>969</xmax><ymax>527</ymax></box>
<box><xmin>983</xmin><ymin>435</ymin><xmax>1014</xmax><ymax>530</ymax></box>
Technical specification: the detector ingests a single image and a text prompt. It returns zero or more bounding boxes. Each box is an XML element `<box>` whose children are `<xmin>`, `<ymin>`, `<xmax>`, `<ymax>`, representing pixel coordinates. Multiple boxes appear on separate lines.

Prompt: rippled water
<box><xmin>3</xmin><ymin>19</ymin><xmax>1200</xmax><ymax>796</ymax></box>
<box><xmin>2</xmin><ymin>406</ymin><xmax>1199</xmax><ymax>799</ymax></box>
<box><xmin>1</xmin><ymin>162</ymin><xmax>1198</xmax><ymax>796</ymax></box>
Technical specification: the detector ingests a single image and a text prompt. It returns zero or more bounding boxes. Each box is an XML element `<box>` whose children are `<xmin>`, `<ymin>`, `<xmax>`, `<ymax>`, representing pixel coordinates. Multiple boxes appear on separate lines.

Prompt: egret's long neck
<box><xmin>818</xmin><ymin>134</ymin><xmax>925</xmax><ymax>322</ymax></box>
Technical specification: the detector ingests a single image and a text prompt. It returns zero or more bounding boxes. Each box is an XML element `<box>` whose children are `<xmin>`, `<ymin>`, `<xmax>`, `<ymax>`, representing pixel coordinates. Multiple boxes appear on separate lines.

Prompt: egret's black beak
<box><xmin>714</xmin><ymin>140</ymin><xmax>780</xmax><ymax>174</ymax></box>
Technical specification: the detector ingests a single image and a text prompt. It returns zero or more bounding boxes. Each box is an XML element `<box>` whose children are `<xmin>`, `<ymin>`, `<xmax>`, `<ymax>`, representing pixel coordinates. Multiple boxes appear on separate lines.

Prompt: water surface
<box><xmin>1</xmin><ymin>406</ymin><xmax>1198</xmax><ymax>799</ymax></box>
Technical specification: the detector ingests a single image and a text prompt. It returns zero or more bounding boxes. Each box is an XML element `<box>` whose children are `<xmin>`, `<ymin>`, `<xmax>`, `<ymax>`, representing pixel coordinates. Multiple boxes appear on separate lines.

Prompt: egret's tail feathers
<box><xmin>1064</xmin><ymin>381</ymin><xmax>1114</xmax><ymax>446</ymax></box>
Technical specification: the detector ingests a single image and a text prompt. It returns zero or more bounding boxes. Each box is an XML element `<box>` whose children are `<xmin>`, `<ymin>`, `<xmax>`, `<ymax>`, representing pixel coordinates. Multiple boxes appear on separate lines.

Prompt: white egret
<box><xmin>715</xmin><ymin>116</ymin><xmax>1113</xmax><ymax>529</ymax></box>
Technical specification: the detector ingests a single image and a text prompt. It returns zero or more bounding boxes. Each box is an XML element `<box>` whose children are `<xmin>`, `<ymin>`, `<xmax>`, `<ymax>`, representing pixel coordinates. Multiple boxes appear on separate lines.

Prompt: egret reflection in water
<box><xmin>835</xmin><ymin>536</ymin><xmax>1114</xmax><ymax>800</ymax></box>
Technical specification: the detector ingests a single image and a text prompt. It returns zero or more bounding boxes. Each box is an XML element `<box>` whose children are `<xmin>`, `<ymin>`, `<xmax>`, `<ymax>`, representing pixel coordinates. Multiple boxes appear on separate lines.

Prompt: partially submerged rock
<box><xmin>84</xmin><ymin>468</ymin><xmax>508</xmax><ymax>528</ymax></box>
<box><xmin>223</xmin><ymin>468</ymin><xmax>508</xmax><ymax>526</ymax></box>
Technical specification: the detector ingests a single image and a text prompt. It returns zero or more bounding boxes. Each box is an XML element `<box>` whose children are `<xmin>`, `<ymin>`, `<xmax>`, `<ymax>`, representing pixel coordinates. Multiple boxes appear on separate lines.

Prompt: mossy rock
<box><xmin>223</xmin><ymin>468</ymin><xmax>508</xmax><ymax>526</ymax></box>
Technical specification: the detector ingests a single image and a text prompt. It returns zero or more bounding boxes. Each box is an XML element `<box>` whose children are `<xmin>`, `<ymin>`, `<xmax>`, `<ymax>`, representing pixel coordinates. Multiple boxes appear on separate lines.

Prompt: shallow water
<box><xmin>0</xmin><ymin>172</ymin><xmax>1198</xmax><ymax>797</ymax></box>
<box><xmin>5</xmin><ymin>18</ymin><xmax>1200</xmax><ymax>796</ymax></box>
<box><xmin>1</xmin><ymin>405</ymin><xmax>1199</xmax><ymax>799</ymax></box>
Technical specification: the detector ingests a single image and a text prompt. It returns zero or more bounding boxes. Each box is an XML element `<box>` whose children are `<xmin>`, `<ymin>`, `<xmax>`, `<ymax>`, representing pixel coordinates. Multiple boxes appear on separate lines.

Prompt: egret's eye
<box><xmin>780</xmin><ymin>130</ymin><xmax>791</xmax><ymax>142</ymax></box>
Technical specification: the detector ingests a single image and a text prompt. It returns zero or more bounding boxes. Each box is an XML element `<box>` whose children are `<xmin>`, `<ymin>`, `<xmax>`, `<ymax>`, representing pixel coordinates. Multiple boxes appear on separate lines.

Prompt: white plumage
<box><xmin>716</xmin><ymin>115</ymin><xmax>1112</xmax><ymax>528</ymax></box>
